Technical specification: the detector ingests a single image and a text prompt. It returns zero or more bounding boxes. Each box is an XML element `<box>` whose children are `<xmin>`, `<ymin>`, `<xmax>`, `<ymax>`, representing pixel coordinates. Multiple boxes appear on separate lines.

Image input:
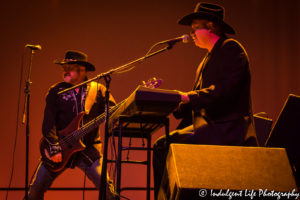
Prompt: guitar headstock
<box><xmin>142</xmin><ymin>77</ymin><xmax>163</xmax><ymax>89</ymax></box>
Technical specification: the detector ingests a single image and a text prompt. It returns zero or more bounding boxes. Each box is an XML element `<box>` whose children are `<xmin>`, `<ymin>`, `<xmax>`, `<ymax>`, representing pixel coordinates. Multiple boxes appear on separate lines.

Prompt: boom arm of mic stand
<box><xmin>58</xmin><ymin>45</ymin><xmax>171</xmax><ymax>95</ymax></box>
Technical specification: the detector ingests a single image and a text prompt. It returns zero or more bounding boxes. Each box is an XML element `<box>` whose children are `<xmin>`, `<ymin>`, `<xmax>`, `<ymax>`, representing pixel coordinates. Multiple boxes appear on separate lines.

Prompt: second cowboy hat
<box><xmin>55</xmin><ymin>50</ymin><xmax>95</xmax><ymax>71</ymax></box>
<box><xmin>178</xmin><ymin>2</ymin><xmax>235</xmax><ymax>35</ymax></box>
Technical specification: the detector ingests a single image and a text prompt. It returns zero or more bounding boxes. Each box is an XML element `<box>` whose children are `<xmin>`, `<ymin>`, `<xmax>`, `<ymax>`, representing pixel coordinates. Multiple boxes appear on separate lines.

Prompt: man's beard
<box><xmin>63</xmin><ymin>72</ymin><xmax>84</xmax><ymax>84</ymax></box>
<box><xmin>64</xmin><ymin>73</ymin><xmax>72</xmax><ymax>83</ymax></box>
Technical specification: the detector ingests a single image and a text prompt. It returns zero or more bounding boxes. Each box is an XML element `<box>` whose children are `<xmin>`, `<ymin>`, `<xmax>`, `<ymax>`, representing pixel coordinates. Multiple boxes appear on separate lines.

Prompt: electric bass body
<box><xmin>40</xmin><ymin>112</ymin><xmax>86</xmax><ymax>172</ymax></box>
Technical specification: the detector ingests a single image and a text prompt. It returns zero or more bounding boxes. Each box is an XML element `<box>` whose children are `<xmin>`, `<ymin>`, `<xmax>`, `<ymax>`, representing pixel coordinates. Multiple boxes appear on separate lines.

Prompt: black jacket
<box><xmin>42</xmin><ymin>81</ymin><xmax>116</xmax><ymax>165</ymax></box>
<box><xmin>174</xmin><ymin>36</ymin><xmax>257</xmax><ymax>146</ymax></box>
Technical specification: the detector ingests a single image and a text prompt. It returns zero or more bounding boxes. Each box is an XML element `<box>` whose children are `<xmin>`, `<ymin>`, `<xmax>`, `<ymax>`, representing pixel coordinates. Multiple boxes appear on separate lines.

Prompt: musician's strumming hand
<box><xmin>44</xmin><ymin>149</ymin><xmax>62</xmax><ymax>163</ymax></box>
<box><xmin>51</xmin><ymin>153</ymin><xmax>62</xmax><ymax>163</ymax></box>
<box><xmin>44</xmin><ymin>140</ymin><xmax>62</xmax><ymax>163</ymax></box>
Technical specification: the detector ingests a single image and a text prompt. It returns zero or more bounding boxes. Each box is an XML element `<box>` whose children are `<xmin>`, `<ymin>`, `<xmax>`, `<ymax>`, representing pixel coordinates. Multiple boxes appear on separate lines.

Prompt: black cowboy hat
<box><xmin>54</xmin><ymin>50</ymin><xmax>95</xmax><ymax>71</ymax></box>
<box><xmin>178</xmin><ymin>2</ymin><xmax>235</xmax><ymax>35</ymax></box>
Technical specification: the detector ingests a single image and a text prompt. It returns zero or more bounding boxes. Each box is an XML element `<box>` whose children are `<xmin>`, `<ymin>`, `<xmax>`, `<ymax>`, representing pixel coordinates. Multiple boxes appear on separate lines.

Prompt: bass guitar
<box><xmin>40</xmin><ymin>78</ymin><xmax>162</xmax><ymax>172</ymax></box>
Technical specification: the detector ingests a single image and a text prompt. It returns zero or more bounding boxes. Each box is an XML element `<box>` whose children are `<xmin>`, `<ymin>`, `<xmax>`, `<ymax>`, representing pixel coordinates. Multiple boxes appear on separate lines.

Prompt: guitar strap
<box><xmin>85</xmin><ymin>81</ymin><xmax>100</xmax><ymax>115</ymax></box>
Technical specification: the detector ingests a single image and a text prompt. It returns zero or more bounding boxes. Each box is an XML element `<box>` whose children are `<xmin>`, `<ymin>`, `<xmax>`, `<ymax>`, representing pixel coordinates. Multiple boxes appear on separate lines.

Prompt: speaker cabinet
<box><xmin>266</xmin><ymin>94</ymin><xmax>300</xmax><ymax>186</ymax></box>
<box><xmin>158</xmin><ymin>144</ymin><xmax>297</xmax><ymax>200</ymax></box>
<box><xmin>253</xmin><ymin>114</ymin><xmax>272</xmax><ymax>146</ymax></box>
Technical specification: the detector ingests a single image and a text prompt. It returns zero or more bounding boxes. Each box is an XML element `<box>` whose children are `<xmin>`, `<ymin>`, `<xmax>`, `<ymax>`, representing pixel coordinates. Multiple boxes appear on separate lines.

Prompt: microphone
<box><xmin>25</xmin><ymin>44</ymin><xmax>42</xmax><ymax>51</ymax></box>
<box><xmin>158</xmin><ymin>34</ymin><xmax>189</xmax><ymax>45</ymax></box>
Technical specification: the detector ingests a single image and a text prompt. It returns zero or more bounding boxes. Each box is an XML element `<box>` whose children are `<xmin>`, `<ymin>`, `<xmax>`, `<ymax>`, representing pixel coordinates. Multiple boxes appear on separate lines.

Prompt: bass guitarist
<box><xmin>28</xmin><ymin>50</ymin><xmax>116</xmax><ymax>200</ymax></box>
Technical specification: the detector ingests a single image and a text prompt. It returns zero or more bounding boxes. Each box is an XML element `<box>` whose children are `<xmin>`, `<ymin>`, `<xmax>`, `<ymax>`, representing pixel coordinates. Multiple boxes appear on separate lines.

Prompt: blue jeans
<box><xmin>28</xmin><ymin>157</ymin><xmax>115</xmax><ymax>200</ymax></box>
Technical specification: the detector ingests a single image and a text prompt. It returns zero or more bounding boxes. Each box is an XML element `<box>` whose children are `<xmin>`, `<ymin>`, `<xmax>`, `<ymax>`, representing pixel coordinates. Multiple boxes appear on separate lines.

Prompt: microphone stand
<box><xmin>99</xmin><ymin>44</ymin><xmax>176</xmax><ymax>200</ymax></box>
<box><xmin>58</xmin><ymin>42</ymin><xmax>175</xmax><ymax>200</ymax></box>
<box><xmin>57</xmin><ymin>44</ymin><xmax>173</xmax><ymax>95</ymax></box>
<box><xmin>22</xmin><ymin>48</ymin><xmax>36</xmax><ymax>200</ymax></box>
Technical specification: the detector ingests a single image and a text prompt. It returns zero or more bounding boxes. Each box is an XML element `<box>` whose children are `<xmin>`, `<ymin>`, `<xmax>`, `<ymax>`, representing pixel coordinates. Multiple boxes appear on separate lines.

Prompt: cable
<box><xmin>126</xmin><ymin>137</ymin><xmax>132</xmax><ymax>161</ymax></box>
<box><xmin>112</xmin><ymin>40</ymin><xmax>168</xmax><ymax>75</ymax></box>
<box><xmin>109</xmin><ymin>131</ymin><xmax>115</xmax><ymax>182</ymax></box>
<box><xmin>22</xmin><ymin>160</ymin><xmax>42</xmax><ymax>200</ymax></box>
<box><xmin>145</xmin><ymin>41</ymin><xmax>169</xmax><ymax>57</ymax></box>
<box><xmin>115</xmin><ymin>66</ymin><xmax>136</xmax><ymax>74</ymax></box>
<box><xmin>82</xmin><ymin>170</ymin><xmax>87</xmax><ymax>200</ymax></box>
<box><xmin>110</xmin><ymin>121</ymin><xmax>118</xmax><ymax>195</ymax></box>
<box><xmin>6</xmin><ymin>47</ymin><xmax>26</xmax><ymax>200</ymax></box>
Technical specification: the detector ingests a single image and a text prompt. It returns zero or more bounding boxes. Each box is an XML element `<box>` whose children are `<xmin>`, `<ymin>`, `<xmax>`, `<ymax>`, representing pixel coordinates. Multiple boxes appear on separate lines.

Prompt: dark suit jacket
<box><xmin>174</xmin><ymin>36</ymin><xmax>257</xmax><ymax>146</ymax></box>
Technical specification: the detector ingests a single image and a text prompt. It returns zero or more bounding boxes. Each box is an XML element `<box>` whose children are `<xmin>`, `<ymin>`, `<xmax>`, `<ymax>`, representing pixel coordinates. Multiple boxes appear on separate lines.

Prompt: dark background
<box><xmin>1</xmin><ymin>0</ymin><xmax>299</xmax><ymax>199</ymax></box>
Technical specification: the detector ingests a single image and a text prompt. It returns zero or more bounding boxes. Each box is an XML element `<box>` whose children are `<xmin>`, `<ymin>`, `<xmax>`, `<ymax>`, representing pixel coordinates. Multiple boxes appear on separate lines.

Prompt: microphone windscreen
<box><xmin>182</xmin><ymin>34</ymin><xmax>189</xmax><ymax>43</ymax></box>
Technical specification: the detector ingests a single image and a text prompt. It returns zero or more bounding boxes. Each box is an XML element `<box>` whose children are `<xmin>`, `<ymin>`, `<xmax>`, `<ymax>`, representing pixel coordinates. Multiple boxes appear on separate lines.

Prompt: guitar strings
<box><xmin>69</xmin><ymin>80</ymin><xmax>156</xmax><ymax>140</ymax></box>
<box><xmin>58</xmin><ymin>80</ymin><xmax>158</xmax><ymax>146</ymax></box>
<box><xmin>58</xmin><ymin>99</ymin><xmax>126</xmax><ymax>146</ymax></box>
<box><xmin>59</xmin><ymin>104</ymin><xmax>118</xmax><ymax>145</ymax></box>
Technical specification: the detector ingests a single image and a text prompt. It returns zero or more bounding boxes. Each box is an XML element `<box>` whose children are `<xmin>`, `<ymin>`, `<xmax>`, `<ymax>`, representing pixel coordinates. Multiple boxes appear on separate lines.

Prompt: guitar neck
<box><xmin>63</xmin><ymin>79</ymin><xmax>162</xmax><ymax>143</ymax></box>
<box><xmin>71</xmin><ymin>99</ymin><xmax>126</xmax><ymax>141</ymax></box>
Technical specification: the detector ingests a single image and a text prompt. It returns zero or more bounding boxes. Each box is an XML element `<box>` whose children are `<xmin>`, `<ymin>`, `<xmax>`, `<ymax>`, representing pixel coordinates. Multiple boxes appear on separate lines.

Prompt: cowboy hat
<box><xmin>54</xmin><ymin>50</ymin><xmax>95</xmax><ymax>71</ymax></box>
<box><xmin>178</xmin><ymin>2</ymin><xmax>235</xmax><ymax>34</ymax></box>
